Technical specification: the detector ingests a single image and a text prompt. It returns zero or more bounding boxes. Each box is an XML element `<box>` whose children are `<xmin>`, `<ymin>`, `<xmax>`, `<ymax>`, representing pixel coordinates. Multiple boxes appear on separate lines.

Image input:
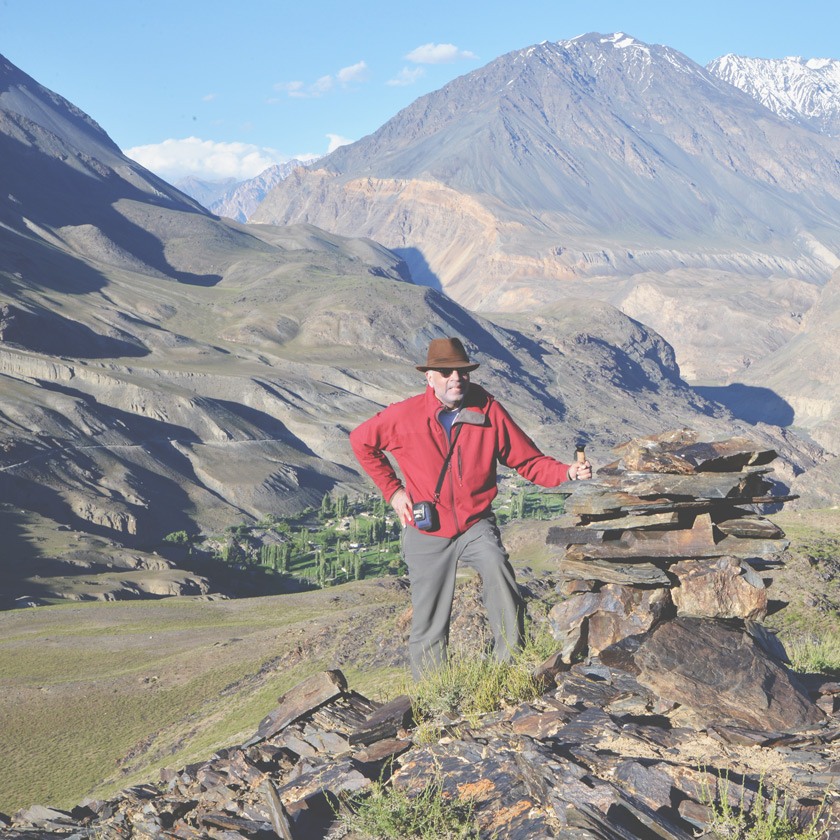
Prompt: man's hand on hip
<box><xmin>389</xmin><ymin>488</ymin><xmax>414</xmax><ymax>526</ymax></box>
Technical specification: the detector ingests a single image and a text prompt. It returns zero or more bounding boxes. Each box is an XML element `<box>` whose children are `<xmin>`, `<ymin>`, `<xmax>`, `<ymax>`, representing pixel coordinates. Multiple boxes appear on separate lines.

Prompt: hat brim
<box><xmin>416</xmin><ymin>363</ymin><xmax>480</xmax><ymax>372</ymax></box>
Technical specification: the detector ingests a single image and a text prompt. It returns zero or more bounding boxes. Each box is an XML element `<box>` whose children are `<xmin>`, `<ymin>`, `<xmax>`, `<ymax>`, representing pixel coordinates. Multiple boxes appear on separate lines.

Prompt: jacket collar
<box><xmin>424</xmin><ymin>383</ymin><xmax>490</xmax><ymax>421</ymax></box>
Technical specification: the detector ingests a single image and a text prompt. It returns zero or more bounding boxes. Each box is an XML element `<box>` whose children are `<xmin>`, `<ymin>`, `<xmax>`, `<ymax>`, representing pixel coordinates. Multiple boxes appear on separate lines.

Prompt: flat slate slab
<box><xmin>600</xmin><ymin>617</ymin><xmax>826</xmax><ymax>731</ymax></box>
<box><xmin>610</xmin><ymin>431</ymin><xmax>777</xmax><ymax>474</ymax></box>
<box><xmin>559</xmin><ymin>553</ymin><xmax>672</xmax><ymax>585</ymax></box>
<box><xmin>566</xmin><ymin>470</ymin><xmax>774</xmax><ymax>518</ymax></box>
<box><xmin>6</xmin><ymin>659</ymin><xmax>840</xmax><ymax>839</ymax></box>
<box><xmin>348</xmin><ymin>694</ymin><xmax>413</xmax><ymax>746</ymax></box>
<box><xmin>715</xmin><ymin>515</ymin><xmax>785</xmax><ymax>539</ymax></box>
<box><xmin>247</xmin><ymin>669</ymin><xmax>348</xmax><ymax>745</ymax></box>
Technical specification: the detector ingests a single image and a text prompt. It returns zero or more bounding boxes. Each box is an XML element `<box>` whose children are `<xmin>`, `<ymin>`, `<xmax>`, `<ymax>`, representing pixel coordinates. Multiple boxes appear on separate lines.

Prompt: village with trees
<box><xmin>162</xmin><ymin>477</ymin><xmax>568</xmax><ymax>592</ymax></box>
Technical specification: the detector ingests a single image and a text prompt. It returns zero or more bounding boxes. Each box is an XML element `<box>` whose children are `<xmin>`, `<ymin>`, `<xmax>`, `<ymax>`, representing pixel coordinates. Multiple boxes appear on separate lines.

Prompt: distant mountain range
<box><xmin>708</xmin><ymin>53</ymin><xmax>840</xmax><ymax>136</ymax></box>
<box><xmin>250</xmin><ymin>34</ymin><xmax>840</xmax><ymax>369</ymax></box>
<box><xmin>177</xmin><ymin>160</ymin><xmax>314</xmax><ymax>222</ymax></box>
<box><xmin>0</xmin><ymin>52</ymin><xmax>405</xmax><ymax>541</ymax></box>
<box><xmin>705</xmin><ymin>50</ymin><xmax>840</xmax><ymax>479</ymax></box>
<box><xmin>174</xmin><ymin>175</ymin><xmax>239</xmax><ymax>209</ymax></box>
<box><xmin>6</xmin><ymin>43</ymin><xmax>805</xmax><ymax>574</ymax></box>
<box><xmin>250</xmin><ymin>32</ymin><xmax>840</xmax><ymax>458</ymax></box>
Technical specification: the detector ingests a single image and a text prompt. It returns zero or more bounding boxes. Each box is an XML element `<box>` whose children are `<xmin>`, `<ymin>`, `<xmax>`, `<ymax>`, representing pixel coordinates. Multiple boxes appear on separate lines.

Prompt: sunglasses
<box><xmin>431</xmin><ymin>368</ymin><xmax>470</xmax><ymax>378</ymax></box>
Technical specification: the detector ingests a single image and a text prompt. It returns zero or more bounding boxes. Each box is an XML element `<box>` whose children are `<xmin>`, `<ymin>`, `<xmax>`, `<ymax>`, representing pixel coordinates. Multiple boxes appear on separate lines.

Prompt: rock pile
<box><xmin>547</xmin><ymin>429</ymin><xmax>796</xmax><ymax>664</ymax></box>
<box><xmin>3</xmin><ymin>661</ymin><xmax>838</xmax><ymax>839</ymax></box>
<box><xmin>3</xmin><ymin>430</ymin><xmax>839</xmax><ymax>838</ymax></box>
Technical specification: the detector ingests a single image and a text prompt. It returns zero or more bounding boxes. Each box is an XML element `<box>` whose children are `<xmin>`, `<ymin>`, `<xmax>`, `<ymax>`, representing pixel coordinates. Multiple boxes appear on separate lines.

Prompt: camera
<box><xmin>412</xmin><ymin>501</ymin><xmax>439</xmax><ymax>532</ymax></box>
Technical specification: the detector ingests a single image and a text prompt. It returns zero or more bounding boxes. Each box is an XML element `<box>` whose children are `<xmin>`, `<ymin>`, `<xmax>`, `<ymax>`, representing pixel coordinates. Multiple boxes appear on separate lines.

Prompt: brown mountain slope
<box><xmin>718</xmin><ymin>266</ymin><xmax>840</xmax><ymax>453</ymax></box>
<box><xmin>0</xmin><ymin>49</ymin><xmax>828</xmax><ymax>559</ymax></box>
<box><xmin>250</xmin><ymin>34</ymin><xmax>840</xmax><ymax>420</ymax></box>
<box><xmin>740</xmin><ymin>266</ymin><xmax>840</xmax><ymax>508</ymax></box>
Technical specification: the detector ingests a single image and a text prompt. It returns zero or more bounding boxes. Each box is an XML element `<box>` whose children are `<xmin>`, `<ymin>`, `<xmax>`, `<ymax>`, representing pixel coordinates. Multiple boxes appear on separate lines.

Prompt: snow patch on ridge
<box><xmin>608</xmin><ymin>35</ymin><xmax>637</xmax><ymax>49</ymax></box>
<box><xmin>708</xmin><ymin>53</ymin><xmax>840</xmax><ymax>135</ymax></box>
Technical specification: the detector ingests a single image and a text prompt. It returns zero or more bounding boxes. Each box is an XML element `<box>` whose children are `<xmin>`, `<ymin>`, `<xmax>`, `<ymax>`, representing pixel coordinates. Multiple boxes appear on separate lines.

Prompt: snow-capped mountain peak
<box><xmin>599</xmin><ymin>32</ymin><xmax>645</xmax><ymax>50</ymax></box>
<box><xmin>708</xmin><ymin>53</ymin><xmax>840</xmax><ymax>136</ymax></box>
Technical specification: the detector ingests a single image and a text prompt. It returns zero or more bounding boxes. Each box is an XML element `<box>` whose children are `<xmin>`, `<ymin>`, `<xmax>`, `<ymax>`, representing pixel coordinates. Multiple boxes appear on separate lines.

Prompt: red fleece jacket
<box><xmin>349</xmin><ymin>384</ymin><xmax>571</xmax><ymax>538</ymax></box>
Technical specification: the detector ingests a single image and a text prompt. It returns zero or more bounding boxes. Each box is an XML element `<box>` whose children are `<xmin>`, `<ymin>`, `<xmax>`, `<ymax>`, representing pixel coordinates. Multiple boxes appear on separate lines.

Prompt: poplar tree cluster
<box><xmin>174</xmin><ymin>487</ymin><xmax>562</xmax><ymax>590</ymax></box>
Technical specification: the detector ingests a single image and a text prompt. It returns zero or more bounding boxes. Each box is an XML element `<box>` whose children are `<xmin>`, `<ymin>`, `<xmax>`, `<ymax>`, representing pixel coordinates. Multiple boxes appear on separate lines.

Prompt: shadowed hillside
<box><xmin>0</xmin><ymin>49</ymin><xmax>830</xmax><ymax>608</ymax></box>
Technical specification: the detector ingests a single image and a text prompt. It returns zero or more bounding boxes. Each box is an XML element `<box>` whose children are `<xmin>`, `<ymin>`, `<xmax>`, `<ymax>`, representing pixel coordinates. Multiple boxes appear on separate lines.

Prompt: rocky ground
<box><xmin>2</xmin><ymin>626</ymin><xmax>837</xmax><ymax>839</ymax></box>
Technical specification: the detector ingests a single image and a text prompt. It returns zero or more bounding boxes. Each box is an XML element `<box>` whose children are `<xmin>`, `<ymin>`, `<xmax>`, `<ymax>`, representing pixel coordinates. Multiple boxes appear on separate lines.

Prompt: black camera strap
<box><xmin>432</xmin><ymin>422</ymin><xmax>464</xmax><ymax>503</ymax></box>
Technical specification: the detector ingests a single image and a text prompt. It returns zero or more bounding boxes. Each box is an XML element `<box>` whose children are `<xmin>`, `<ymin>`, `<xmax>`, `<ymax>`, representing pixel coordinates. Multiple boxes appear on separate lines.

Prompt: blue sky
<box><xmin>2</xmin><ymin>0</ymin><xmax>838</xmax><ymax>183</ymax></box>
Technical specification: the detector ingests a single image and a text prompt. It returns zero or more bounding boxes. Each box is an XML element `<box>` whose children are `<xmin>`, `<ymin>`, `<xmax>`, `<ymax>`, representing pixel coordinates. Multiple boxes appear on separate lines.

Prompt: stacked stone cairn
<box><xmin>3</xmin><ymin>431</ymin><xmax>839</xmax><ymax>838</ymax></box>
<box><xmin>546</xmin><ymin>427</ymin><xmax>795</xmax><ymax>669</ymax></box>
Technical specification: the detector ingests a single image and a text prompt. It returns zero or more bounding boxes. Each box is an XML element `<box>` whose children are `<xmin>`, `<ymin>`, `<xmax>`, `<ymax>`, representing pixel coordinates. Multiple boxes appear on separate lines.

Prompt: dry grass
<box><xmin>761</xmin><ymin>507</ymin><xmax>840</xmax><ymax>669</ymax></box>
<box><xmin>0</xmin><ymin>580</ymin><xmax>409</xmax><ymax>814</ymax></box>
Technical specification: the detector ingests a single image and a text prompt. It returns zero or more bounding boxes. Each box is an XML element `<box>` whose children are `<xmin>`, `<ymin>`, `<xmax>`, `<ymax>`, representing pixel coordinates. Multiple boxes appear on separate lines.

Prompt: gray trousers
<box><xmin>401</xmin><ymin>516</ymin><xmax>525</xmax><ymax>679</ymax></box>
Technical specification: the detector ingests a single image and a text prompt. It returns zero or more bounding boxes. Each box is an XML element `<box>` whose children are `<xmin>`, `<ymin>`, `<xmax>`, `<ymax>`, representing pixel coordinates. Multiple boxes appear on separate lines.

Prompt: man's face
<box><xmin>426</xmin><ymin>367</ymin><xmax>470</xmax><ymax>409</ymax></box>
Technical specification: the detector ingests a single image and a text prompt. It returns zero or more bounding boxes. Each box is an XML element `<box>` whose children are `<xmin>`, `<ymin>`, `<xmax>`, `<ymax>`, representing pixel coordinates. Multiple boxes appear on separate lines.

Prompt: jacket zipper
<box><xmin>444</xmin><ymin>418</ymin><xmax>462</xmax><ymax>533</ymax></box>
<box><xmin>448</xmin><ymin>461</ymin><xmax>459</xmax><ymax>533</ymax></box>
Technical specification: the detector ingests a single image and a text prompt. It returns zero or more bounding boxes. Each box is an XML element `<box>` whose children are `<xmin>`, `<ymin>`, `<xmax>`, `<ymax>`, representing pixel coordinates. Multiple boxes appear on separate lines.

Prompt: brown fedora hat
<box><xmin>416</xmin><ymin>337</ymin><xmax>480</xmax><ymax>372</ymax></box>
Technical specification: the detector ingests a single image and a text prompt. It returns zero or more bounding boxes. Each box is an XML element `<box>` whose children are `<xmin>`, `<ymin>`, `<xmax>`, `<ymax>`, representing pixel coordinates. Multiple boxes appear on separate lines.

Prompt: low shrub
<box><xmin>701</xmin><ymin>771</ymin><xmax>827</xmax><ymax>839</ymax></box>
<box><xmin>408</xmin><ymin>622</ymin><xmax>558</xmax><ymax>727</ymax></box>
<box><xmin>337</xmin><ymin>777</ymin><xmax>479</xmax><ymax>839</ymax></box>
<box><xmin>784</xmin><ymin>632</ymin><xmax>840</xmax><ymax>677</ymax></box>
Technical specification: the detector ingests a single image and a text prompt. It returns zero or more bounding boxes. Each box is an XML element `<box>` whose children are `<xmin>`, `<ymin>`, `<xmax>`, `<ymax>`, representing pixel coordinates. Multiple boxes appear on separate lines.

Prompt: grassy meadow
<box><xmin>0</xmin><ymin>582</ymin><xmax>409</xmax><ymax>815</ymax></box>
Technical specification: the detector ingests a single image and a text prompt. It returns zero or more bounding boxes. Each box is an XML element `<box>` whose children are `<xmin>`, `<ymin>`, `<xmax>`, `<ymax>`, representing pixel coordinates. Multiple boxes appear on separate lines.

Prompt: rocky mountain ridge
<box><xmin>708</xmin><ymin>53</ymin><xmax>840</xmax><ymax>136</ymax></box>
<box><xmin>175</xmin><ymin>161</ymin><xmax>314</xmax><ymax>222</ymax></box>
<box><xmin>5</xmin><ymin>656</ymin><xmax>837</xmax><ymax>839</ymax></box>
<box><xmin>174</xmin><ymin>175</ymin><xmax>239</xmax><ymax>209</ymax></box>
<box><xmin>209</xmin><ymin>161</ymin><xmax>312</xmax><ymax>222</ymax></box>
<box><xmin>251</xmin><ymin>32</ymin><xmax>840</xmax><ymax>397</ymax></box>
<box><xmin>3</xmin><ymin>438</ymin><xmax>839</xmax><ymax>836</ymax></box>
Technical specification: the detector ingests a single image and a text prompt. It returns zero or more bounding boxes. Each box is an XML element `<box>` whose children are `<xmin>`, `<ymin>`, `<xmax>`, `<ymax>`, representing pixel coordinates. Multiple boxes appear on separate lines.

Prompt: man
<box><xmin>349</xmin><ymin>337</ymin><xmax>591</xmax><ymax>678</ymax></box>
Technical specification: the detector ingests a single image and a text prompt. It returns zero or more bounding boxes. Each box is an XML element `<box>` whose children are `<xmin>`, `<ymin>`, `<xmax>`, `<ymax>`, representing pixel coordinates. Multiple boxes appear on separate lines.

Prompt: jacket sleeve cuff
<box><xmin>387</xmin><ymin>486</ymin><xmax>406</xmax><ymax>504</ymax></box>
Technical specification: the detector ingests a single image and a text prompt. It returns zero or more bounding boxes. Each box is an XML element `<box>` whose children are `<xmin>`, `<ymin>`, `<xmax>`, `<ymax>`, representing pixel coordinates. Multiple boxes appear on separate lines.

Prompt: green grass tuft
<box><xmin>406</xmin><ymin>622</ymin><xmax>558</xmax><ymax>728</ymax></box>
<box><xmin>337</xmin><ymin>777</ymin><xmax>480</xmax><ymax>839</ymax></box>
<box><xmin>701</xmin><ymin>771</ymin><xmax>828</xmax><ymax>840</ymax></box>
<box><xmin>783</xmin><ymin>631</ymin><xmax>840</xmax><ymax>677</ymax></box>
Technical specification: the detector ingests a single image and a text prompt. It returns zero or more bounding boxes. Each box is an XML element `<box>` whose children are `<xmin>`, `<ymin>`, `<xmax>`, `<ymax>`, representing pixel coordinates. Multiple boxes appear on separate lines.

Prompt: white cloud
<box><xmin>275</xmin><ymin>75</ymin><xmax>332</xmax><ymax>99</ymax></box>
<box><xmin>124</xmin><ymin>137</ymin><xmax>292</xmax><ymax>182</ymax></box>
<box><xmin>311</xmin><ymin>74</ymin><xmax>335</xmax><ymax>96</ymax></box>
<box><xmin>405</xmin><ymin>43</ymin><xmax>477</xmax><ymax>64</ymax></box>
<box><xmin>326</xmin><ymin>134</ymin><xmax>353</xmax><ymax>153</ymax></box>
<box><xmin>387</xmin><ymin>67</ymin><xmax>426</xmax><ymax>87</ymax></box>
<box><xmin>202</xmin><ymin>93</ymin><xmax>217</xmax><ymax>102</ymax></box>
<box><xmin>337</xmin><ymin>60</ymin><xmax>369</xmax><ymax>84</ymax></box>
<box><xmin>277</xmin><ymin>81</ymin><xmax>306</xmax><ymax>98</ymax></box>
<box><xmin>275</xmin><ymin>60</ymin><xmax>368</xmax><ymax>99</ymax></box>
